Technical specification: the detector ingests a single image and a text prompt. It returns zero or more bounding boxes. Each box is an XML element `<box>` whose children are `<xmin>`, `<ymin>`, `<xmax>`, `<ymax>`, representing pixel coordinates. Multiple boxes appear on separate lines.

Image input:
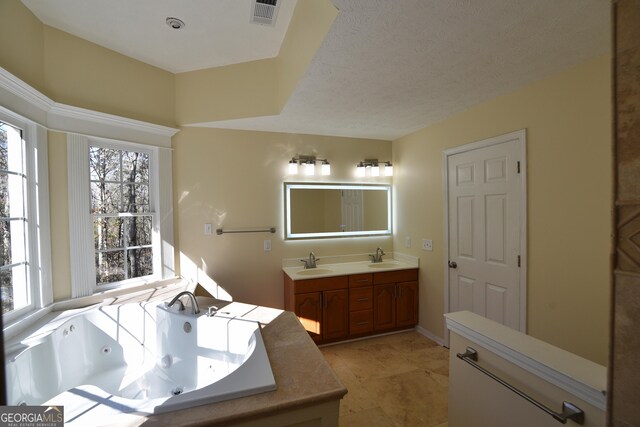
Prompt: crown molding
<box><xmin>0</xmin><ymin>67</ymin><xmax>54</xmax><ymax>112</ymax></box>
<box><xmin>0</xmin><ymin>66</ymin><xmax>178</xmax><ymax>146</ymax></box>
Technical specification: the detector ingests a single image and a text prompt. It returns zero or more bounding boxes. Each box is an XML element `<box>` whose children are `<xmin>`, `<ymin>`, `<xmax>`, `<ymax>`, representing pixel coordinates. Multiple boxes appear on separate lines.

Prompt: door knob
<box><xmin>448</xmin><ymin>261</ymin><xmax>458</xmax><ymax>269</ymax></box>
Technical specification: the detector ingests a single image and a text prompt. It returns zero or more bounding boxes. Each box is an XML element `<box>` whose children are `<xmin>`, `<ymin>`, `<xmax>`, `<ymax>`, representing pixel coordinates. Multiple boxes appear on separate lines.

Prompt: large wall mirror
<box><xmin>284</xmin><ymin>183</ymin><xmax>392</xmax><ymax>239</ymax></box>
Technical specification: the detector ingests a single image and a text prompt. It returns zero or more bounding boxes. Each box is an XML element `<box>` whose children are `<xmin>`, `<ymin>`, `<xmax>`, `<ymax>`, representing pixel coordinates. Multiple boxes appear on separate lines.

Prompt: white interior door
<box><xmin>446</xmin><ymin>131</ymin><xmax>526</xmax><ymax>333</ymax></box>
<box><xmin>341</xmin><ymin>190</ymin><xmax>364</xmax><ymax>232</ymax></box>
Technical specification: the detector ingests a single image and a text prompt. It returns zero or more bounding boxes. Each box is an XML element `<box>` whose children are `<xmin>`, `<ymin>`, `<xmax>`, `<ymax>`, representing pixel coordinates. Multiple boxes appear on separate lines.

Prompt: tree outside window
<box><xmin>90</xmin><ymin>146</ymin><xmax>153</xmax><ymax>285</ymax></box>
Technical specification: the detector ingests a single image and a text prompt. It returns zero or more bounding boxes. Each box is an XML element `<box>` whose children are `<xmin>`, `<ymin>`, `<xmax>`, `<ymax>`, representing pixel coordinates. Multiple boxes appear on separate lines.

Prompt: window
<box><xmin>89</xmin><ymin>145</ymin><xmax>154</xmax><ymax>286</ymax></box>
<box><xmin>0</xmin><ymin>109</ymin><xmax>51</xmax><ymax>321</ymax></box>
<box><xmin>68</xmin><ymin>134</ymin><xmax>172</xmax><ymax>298</ymax></box>
<box><xmin>0</xmin><ymin>120</ymin><xmax>28</xmax><ymax>315</ymax></box>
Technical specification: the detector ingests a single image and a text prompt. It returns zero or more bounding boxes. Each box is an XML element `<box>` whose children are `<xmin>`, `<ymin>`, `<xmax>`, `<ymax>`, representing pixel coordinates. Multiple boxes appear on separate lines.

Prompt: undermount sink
<box><xmin>296</xmin><ymin>268</ymin><xmax>334</xmax><ymax>276</ymax></box>
<box><xmin>367</xmin><ymin>262</ymin><xmax>400</xmax><ymax>269</ymax></box>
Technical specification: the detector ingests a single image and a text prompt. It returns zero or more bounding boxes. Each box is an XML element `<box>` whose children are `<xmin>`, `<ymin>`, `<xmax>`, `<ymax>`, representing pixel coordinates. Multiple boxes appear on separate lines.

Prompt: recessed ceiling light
<box><xmin>166</xmin><ymin>17</ymin><xmax>185</xmax><ymax>30</ymax></box>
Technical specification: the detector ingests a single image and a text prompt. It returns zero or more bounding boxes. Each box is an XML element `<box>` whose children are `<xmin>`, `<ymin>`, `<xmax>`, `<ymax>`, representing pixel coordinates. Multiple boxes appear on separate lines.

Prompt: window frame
<box><xmin>0</xmin><ymin>107</ymin><xmax>52</xmax><ymax>323</ymax></box>
<box><xmin>86</xmin><ymin>138</ymin><xmax>161</xmax><ymax>292</ymax></box>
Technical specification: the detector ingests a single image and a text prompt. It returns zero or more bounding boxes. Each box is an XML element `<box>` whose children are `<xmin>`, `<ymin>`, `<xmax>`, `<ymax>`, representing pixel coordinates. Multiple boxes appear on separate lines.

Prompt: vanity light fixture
<box><xmin>288</xmin><ymin>155</ymin><xmax>331</xmax><ymax>177</ymax></box>
<box><xmin>356</xmin><ymin>159</ymin><xmax>393</xmax><ymax>177</ymax></box>
<box><xmin>288</xmin><ymin>159</ymin><xmax>299</xmax><ymax>175</ymax></box>
<box><xmin>384</xmin><ymin>161</ymin><xmax>394</xmax><ymax>177</ymax></box>
<box><xmin>321</xmin><ymin>160</ymin><xmax>331</xmax><ymax>176</ymax></box>
<box><xmin>304</xmin><ymin>161</ymin><xmax>315</xmax><ymax>176</ymax></box>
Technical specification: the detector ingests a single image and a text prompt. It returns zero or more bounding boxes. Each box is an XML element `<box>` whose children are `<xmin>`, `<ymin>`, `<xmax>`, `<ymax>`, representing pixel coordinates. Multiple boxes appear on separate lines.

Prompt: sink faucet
<box><xmin>370</xmin><ymin>247</ymin><xmax>385</xmax><ymax>263</ymax></box>
<box><xmin>167</xmin><ymin>291</ymin><xmax>200</xmax><ymax>315</ymax></box>
<box><xmin>300</xmin><ymin>252</ymin><xmax>319</xmax><ymax>269</ymax></box>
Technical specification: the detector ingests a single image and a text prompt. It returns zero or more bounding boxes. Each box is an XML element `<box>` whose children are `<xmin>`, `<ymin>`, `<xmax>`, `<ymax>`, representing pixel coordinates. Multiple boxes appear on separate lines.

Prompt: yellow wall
<box><xmin>0</xmin><ymin>0</ymin><xmax>45</xmax><ymax>92</ymax></box>
<box><xmin>175</xmin><ymin>59</ymin><xmax>278</xmax><ymax>125</ymax></box>
<box><xmin>42</xmin><ymin>26</ymin><xmax>176</xmax><ymax>127</ymax></box>
<box><xmin>0</xmin><ymin>1</ymin><xmax>175</xmax><ymax>127</ymax></box>
<box><xmin>393</xmin><ymin>55</ymin><xmax>611</xmax><ymax>365</ymax></box>
<box><xmin>173</xmin><ymin>127</ymin><xmax>392</xmax><ymax>308</ymax></box>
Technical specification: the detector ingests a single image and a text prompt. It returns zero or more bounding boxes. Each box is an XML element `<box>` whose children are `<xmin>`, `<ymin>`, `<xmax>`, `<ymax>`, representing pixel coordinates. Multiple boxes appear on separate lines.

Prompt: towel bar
<box><xmin>216</xmin><ymin>227</ymin><xmax>276</xmax><ymax>235</ymax></box>
<box><xmin>456</xmin><ymin>347</ymin><xmax>585</xmax><ymax>425</ymax></box>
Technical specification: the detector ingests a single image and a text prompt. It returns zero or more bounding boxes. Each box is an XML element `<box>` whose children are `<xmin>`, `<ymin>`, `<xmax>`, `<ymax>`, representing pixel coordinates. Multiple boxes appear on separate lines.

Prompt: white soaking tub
<box><xmin>5</xmin><ymin>299</ymin><xmax>276</xmax><ymax>422</ymax></box>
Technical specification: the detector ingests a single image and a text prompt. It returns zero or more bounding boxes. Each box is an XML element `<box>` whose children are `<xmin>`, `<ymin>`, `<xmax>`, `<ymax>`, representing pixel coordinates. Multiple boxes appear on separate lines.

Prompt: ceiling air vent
<box><xmin>251</xmin><ymin>0</ymin><xmax>280</xmax><ymax>26</ymax></box>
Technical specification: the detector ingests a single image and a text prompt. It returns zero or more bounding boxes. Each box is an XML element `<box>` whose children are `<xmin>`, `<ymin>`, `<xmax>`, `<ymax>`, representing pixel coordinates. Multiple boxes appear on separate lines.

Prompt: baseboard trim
<box><xmin>415</xmin><ymin>325</ymin><xmax>446</xmax><ymax>346</ymax></box>
<box><xmin>317</xmin><ymin>328</ymin><xmax>415</xmax><ymax>348</ymax></box>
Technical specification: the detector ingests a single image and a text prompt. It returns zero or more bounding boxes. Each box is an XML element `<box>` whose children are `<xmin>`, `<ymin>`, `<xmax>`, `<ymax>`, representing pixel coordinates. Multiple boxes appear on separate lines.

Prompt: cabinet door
<box><xmin>295</xmin><ymin>292</ymin><xmax>322</xmax><ymax>341</ymax></box>
<box><xmin>373</xmin><ymin>283</ymin><xmax>396</xmax><ymax>331</ymax></box>
<box><xmin>396</xmin><ymin>281</ymin><xmax>419</xmax><ymax>327</ymax></box>
<box><xmin>323</xmin><ymin>289</ymin><xmax>349</xmax><ymax>340</ymax></box>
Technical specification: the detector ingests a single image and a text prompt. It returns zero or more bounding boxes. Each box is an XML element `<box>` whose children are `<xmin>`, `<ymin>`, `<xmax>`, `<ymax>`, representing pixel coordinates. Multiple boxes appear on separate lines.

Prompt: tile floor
<box><xmin>320</xmin><ymin>331</ymin><xmax>450</xmax><ymax>427</ymax></box>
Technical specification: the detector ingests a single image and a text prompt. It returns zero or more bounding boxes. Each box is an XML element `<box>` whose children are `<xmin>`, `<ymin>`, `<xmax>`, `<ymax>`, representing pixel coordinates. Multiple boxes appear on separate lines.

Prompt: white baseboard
<box><xmin>415</xmin><ymin>325</ymin><xmax>445</xmax><ymax>346</ymax></box>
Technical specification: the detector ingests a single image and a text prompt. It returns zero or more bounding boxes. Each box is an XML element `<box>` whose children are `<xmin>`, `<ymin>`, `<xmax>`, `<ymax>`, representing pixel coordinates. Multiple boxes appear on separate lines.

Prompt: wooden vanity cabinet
<box><xmin>373</xmin><ymin>269</ymin><xmax>419</xmax><ymax>331</ymax></box>
<box><xmin>285</xmin><ymin>275</ymin><xmax>349</xmax><ymax>343</ymax></box>
<box><xmin>285</xmin><ymin>268</ymin><xmax>418</xmax><ymax>344</ymax></box>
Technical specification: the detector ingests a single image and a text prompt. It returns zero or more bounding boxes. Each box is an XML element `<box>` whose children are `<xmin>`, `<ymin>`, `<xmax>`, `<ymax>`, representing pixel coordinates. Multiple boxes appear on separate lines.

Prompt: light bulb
<box><xmin>356</xmin><ymin>163</ymin><xmax>366</xmax><ymax>177</ymax></box>
<box><xmin>321</xmin><ymin>162</ymin><xmax>331</xmax><ymax>176</ymax></box>
<box><xmin>385</xmin><ymin>163</ymin><xmax>394</xmax><ymax>177</ymax></box>
<box><xmin>371</xmin><ymin>164</ymin><xmax>380</xmax><ymax>177</ymax></box>
<box><xmin>304</xmin><ymin>162</ymin><xmax>315</xmax><ymax>176</ymax></box>
<box><xmin>288</xmin><ymin>160</ymin><xmax>298</xmax><ymax>175</ymax></box>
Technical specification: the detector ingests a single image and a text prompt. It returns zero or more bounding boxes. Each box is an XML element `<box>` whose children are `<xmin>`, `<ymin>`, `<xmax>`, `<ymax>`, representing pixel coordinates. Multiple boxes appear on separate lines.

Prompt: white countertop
<box><xmin>283</xmin><ymin>255</ymin><xmax>418</xmax><ymax>281</ymax></box>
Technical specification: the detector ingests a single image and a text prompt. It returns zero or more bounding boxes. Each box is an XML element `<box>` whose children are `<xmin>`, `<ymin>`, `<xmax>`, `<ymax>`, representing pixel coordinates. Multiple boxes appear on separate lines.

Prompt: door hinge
<box><xmin>517</xmin><ymin>255</ymin><xmax>521</xmax><ymax>267</ymax></box>
<box><xmin>517</xmin><ymin>161</ymin><xmax>521</xmax><ymax>174</ymax></box>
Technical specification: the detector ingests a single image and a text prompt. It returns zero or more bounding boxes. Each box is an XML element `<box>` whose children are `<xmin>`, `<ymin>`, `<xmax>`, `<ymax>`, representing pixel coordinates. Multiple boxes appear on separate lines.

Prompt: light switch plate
<box><xmin>204</xmin><ymin>223</ymin><xmax>213</xmax><ymax>235</ymax></box>
<box><xmin>405</xmin><ymin>236</ymin><xmax>411</xmax><ymax>248</ymax></box>
<box><xmin>264</xmin><ymin>239</ymin><xmax>272</xmax><ymax>252</ymax></box>
<box><xmin>422</xmin><ymin>239</ymin><xmax>433</xmax><ymax>251</ymax></box>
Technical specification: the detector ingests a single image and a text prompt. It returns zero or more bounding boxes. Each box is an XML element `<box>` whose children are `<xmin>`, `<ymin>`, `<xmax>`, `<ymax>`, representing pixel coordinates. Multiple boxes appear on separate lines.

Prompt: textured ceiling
<box><xmin>21</xmin><ymin>0</ymin><xmax>297</xmax><ymax>73</ymax></box>
<box><xmin>198</xmin><ymin>0</ymin><xmax>611</xmax><ymax>140</ymax></box>
<box><xmin>22</xmin><ymin>0</ymin><xmax>610</xmax><ymax>141</ymax></box>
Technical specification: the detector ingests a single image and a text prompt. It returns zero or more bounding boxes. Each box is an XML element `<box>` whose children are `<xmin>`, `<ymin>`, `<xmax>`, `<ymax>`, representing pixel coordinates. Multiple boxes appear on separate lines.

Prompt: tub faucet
<box><xmin>168</xmin><ymin>291</ymin><xmax>200</xmax><ymax>315</ymax></box>
<box><xmin>300</xmin><ymin>252</ymin><xmax>319</xmax><ymax>269</ymax></box>
<box><xmin>370</xmin><ymin>247</ymin><xmax>385</xmax><ymax>263</ymax></box>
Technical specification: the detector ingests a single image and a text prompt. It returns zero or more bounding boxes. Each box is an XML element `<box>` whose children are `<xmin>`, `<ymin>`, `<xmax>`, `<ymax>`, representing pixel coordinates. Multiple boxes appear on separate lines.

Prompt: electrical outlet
<box><xmin>204</xmin><ymin>223</ymin><xmax>212</xmax><ymax>235</ymax></box>
<box><xmin>405</xmin><ymin>236</ymin><xmax>411</xmax><ymax>248</ymax></box>
<box><xmin>264</xmin><ymin>239</ymin><xmax>272</xmax><ymax>252</ymax></box>
<box><xmin>422</xmin><ymin>239</ymin><xmax>433</xmax><ymax>251</ymax></box>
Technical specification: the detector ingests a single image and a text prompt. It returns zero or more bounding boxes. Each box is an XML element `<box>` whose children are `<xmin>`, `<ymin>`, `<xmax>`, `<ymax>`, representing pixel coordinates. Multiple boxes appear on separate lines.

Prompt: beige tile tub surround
<box><xmin>321</xmin><ymin>331</ymin><xmax>449</xmax><ymax>427</ymax></box>
<box><xmin>610</xmin><ymin>0</ymin><xmax>640</xmax><ymax>425</ymax></box>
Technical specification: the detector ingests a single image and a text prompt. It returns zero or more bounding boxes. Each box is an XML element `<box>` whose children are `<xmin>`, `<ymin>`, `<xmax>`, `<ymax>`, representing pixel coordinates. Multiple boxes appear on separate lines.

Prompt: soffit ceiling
<box><xmin>200</xmin><ymin>0</ymin><xmax>611</xmax><ymax>140</ymax></box>
<box><xmin>21</xmin><ymin>0</ymin><xmax>298</xmax><ymax>73</ymax></box>
<box><xmin>22</xmin><ymin>0</ymin><xmax>610</xmax><ymax>141</ymax></box>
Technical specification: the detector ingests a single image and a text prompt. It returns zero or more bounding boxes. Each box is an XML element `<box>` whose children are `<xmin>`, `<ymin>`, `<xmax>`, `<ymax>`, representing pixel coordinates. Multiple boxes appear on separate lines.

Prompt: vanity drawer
<box><xmin>349</xmin><ymin>287</ymin><xmax>373</xmax><ymax>311</ymax></box>
<box><xmin>349</xmin><ymin>273</ymin><xmax>373</xmax><ymax>288</ymax></box>
<box><xmin>373</xmin><ymin>269</ymin><xmax>418</xmax><ymax>285</ymax></box>
<box><xmin>349</xmin><ymin>310</ymin><xmax>373</xmax><ymax>335</ymax></box>
<box><xmin>293</xmin><ymin>276</ymin><xmax>348</xmax><ymax>294</ymax></box>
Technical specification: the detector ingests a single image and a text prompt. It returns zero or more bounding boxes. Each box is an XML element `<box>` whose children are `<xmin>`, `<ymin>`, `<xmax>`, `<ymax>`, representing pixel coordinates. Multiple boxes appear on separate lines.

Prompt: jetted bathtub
<box><xmin>5</xmin><ymin>299</ymin><xmax>276</xmax><ymax>422</ymax></box>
